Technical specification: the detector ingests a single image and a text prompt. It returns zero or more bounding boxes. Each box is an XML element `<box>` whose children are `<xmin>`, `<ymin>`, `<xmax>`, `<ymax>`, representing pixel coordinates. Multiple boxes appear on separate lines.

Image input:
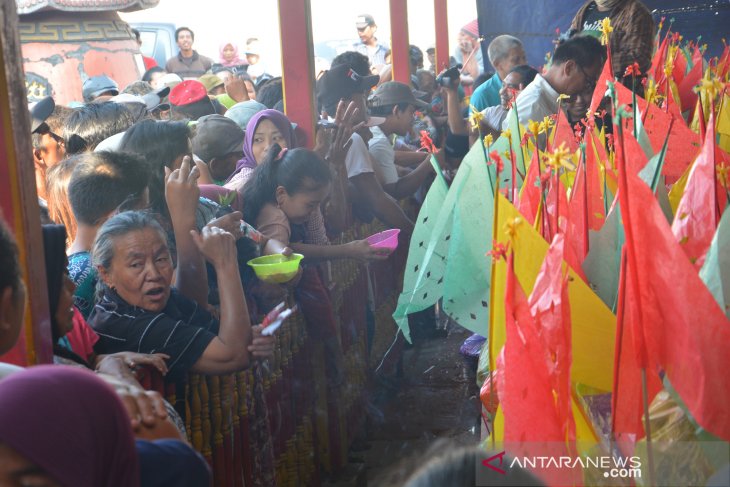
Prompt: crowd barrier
<box><xmin>141</xmin><ymin>216</ymin><xmax>409</xmax><ymax>486</ymax></box>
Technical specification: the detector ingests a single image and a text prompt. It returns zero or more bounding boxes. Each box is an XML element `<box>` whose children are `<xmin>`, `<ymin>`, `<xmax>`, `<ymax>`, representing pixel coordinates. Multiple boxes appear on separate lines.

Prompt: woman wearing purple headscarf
<box><xmin>0</xmin><ymin>365</ymin><xmax>140</xmax><ymax>487</ymax></box>
<box><xmin>224</xmin><ymin>109</ymin><xmax>297</xmax><ymax>194</ymax></box>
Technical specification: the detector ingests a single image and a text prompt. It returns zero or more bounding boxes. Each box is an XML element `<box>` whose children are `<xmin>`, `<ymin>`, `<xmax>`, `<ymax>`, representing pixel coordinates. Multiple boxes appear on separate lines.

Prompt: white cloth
<box><xmin>345</xmin><ymin>133</ymin><xmax>375</xmax><ymax>179</ymax></box>
<box><xmin>503</xmin><ymin>74</ymin><xmax>560</xmax><ymax>130</ymax></box>
<box><xmin>481</xmin><ymin>105</ymin><xmax>508</xmax><ymax>132</ymax></box>
<box><xmin>367</xmin><ymin>126</ymin><xmax>399</xmax><ymax>185</ymax></box>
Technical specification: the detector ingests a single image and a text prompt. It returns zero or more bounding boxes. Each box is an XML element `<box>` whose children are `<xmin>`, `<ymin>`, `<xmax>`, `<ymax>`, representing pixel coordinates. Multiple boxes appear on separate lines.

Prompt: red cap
<box><xmin>169</xmin><ymin>80</ymin><xmax>208</xmax><ymax>107</ymax></box>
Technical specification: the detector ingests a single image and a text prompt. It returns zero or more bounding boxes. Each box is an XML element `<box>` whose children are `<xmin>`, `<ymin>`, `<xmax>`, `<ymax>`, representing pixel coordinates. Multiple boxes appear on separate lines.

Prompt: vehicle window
<box><xmin>139</xmin><ymin>31</ymin><xmax>157</xmax><ymax>57</ymax></box>
<box><xmin>160</xmin><ymin>32</ymin><xmax>173</xmax><ymax>64</ymax></box>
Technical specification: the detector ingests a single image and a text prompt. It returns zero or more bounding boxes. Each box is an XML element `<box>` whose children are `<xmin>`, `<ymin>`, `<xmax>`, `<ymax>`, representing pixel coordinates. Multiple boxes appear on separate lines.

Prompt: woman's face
<box><xmin>252</xmin><ymin>119</ymin><xmax>288</xmax><ymax>165</ymax></box>
<box><xmin>0</xmin><ymin>443</ymin><xmax>61</xmax><ymax>487</ymax></box>
<box><xmin>150</xmin><ymin>70</ymin><xmax>167</xmax><ymax>89</ymax></box>
<box><xmin>54</xmin><ymin>272</ymin><xmax>75</xmax><ymax>339</ymax></box>
<box><xmin>222</xmin><ymin>44</ymin><xmax>236</xmax><ymax>62</ymax></box>
<box><xmin>277</xmin><ymin>181</ymin><xmax>331</xmax><ymax>225</ymax></box>
<box><xmin>99</xmin><ymin>228</ymin><xmax>173</xmax><ymax>312</ymax></box>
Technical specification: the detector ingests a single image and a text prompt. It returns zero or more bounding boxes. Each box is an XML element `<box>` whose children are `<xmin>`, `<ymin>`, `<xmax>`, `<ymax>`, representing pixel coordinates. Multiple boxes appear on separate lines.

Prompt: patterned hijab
<box><xmin>0</xmin><ymin>365</ymin><xmax>140</xmax><ymax>487</ymax></box>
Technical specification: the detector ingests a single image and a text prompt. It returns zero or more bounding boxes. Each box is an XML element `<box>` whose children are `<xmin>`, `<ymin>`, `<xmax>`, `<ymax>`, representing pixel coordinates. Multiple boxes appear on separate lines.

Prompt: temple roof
<box><xmin>17</xmin><ymin>0</ymin><xmax>159</xmax><ymax>15</ymax></box>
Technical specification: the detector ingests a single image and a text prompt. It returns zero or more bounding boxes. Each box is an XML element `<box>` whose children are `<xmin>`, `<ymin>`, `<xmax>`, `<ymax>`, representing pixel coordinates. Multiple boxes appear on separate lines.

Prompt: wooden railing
<box><xmin>142</xmin><ymin>219</ymin><xmax>407</xmax><ymax>486</ymax></box>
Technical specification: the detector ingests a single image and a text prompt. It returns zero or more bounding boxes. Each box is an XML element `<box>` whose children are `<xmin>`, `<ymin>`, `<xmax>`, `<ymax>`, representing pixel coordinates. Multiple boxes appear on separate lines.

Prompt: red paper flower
<box><xmin>487</xmin><ymin>240</ymin><xmax>509</xmax><ymax>261</ymax></box>
<box><xmin>419</xmin><ymin>130</ymin><xmax>436</xmax><ymax>153</ymax></box>
<box><xmin>520</xmin><ymin>131</ymin><xmax>532</xmax><ymax>147</ymax></box>
<box><xmin>489</xmin><ymin>150</ymin><xmax>504</xmax><ymax>173</ymax></box>
<box><xmin>606</xmin><ymin>133</ymin><xmax>614</xmax><ymax>151</ymax></box>
<box><xmin>624</xmin><ymin>62</ymin><xmax>641</xmax><ymax>78</ymax></box>
<box><xmin>540</xmin><ymin>168</ymin><xmax>552</xmax><ymax>184</ymax></box>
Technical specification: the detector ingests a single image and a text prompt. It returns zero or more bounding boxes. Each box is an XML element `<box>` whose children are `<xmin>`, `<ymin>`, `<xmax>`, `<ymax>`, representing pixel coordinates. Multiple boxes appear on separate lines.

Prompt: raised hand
<box><xmin>190</xmin><ymin>224</ymin><xmax>238</xmax><ymax>269</ymax></box>
<box><xmin>165</xmin><ymin>155</ymin><xmax>200</xmax><ymax>225</ymax></box>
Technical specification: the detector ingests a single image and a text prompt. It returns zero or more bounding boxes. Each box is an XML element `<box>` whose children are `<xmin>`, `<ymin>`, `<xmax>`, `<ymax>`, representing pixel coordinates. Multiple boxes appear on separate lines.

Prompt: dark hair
<box><xmin>508</xmin><ymin>64</ymin><xmax>539</xmax><ymax>86</ymax></box>
<box><xmin>256</xmin><ymin>78</ymin><xmax>283</xmax><ymax>109</ymax></box>
<box><xmin>409</xmin><ymin>45</ymin><xmax>423</xmax><ymax>66</ymax></box>
<box><xmin>331</xmin><ymin>51</ymin><xmax>370</xmax><ymax>76</ymax></box>
<box><xmin>122</xmin><ymin>80</ymin><xmax>154</xmax><ymax>96</ymax></box>
<box><xmin>63</xmin><ymin>102</ymin><xmax>136</xmax><ymax>155</ymax></box>
<box><xmin>369</xmin><ymin>101</ymin><xmax>411</xmax><ymax>118</ymax></box>
<box><xmin>0</xmin><ymin>219</ymin><xmax>21</xmax><ymax>293</ymax></box>
<box><xmin>31</xmin><ymin>105</ymin><xmax>73</xmax><ymax>150</ymax></box>
<box><xmin>553</xmin><ymin>34</ymin><xmax>605</xmax><ymax>69</ymax></box>
<box><xmin>142</xmin><ymin>66</ymin><xmax>166</xmax><ymax>84</ymax></box>
<box><xmin>118</xmin><ymin>120</ymin><xmax>192</xmax><ymax>220</ymax></box>
<box><xmin>242</xmin><ymin>145</ymin><xmax>332</xmax><ymax>224</ymax></box>
<box><xmin>68</xmin><ymin>151</ymin><xmax>150</xmax><ymax>226</ymax></box>
<box><xmin>175</xmin><ymin>27</ymin><xmax>194</xmax><ymax>42</ymax></box>
<box><xmin>41</xmin><ymin>224</ymin><xmax>67</xmax><ymax>342</ymax></box>
<box><xmin>131</xmin><ymin>28</ymin><xmax>141</xmax><ymax>42</ymax></box>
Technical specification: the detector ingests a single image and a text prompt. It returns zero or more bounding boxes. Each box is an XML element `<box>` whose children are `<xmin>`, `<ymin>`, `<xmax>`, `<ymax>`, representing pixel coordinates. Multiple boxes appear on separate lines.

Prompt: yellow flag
<box><xmin>488</xmin><ymin>193</ymin><xmax>616</xmax><ymax>392</ymax></box>
<box><xmin>717</xmin><ymin>93</ymin><xmax>730</xmax><ymax>154</ymax></box>
<box><xmin>668</xmin><ymin>161</ymin><xmax>693</xmax><ymax>215</ymax></box>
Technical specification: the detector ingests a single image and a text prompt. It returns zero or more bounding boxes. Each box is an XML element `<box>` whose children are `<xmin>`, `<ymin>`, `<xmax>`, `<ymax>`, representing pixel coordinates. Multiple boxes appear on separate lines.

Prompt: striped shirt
<box><xmin>89</xmin><ymin>287</ymin><xmax>218</xmax><ymax>382</ymax></box>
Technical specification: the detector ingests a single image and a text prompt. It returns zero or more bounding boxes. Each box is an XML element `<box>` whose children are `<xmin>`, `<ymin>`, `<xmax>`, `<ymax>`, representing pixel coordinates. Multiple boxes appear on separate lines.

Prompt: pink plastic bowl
<box><xmin>366</xmin><ymin>229</ymin><xmax>400</xmax><ymax>254</ymax></box>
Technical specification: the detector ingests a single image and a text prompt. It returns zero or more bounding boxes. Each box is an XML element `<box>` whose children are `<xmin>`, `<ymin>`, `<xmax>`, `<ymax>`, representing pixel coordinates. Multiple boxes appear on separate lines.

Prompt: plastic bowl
<box><xmin>366</xmin><ymin>229</ymin><xmax>400</xmax><ymax>255</ymax></box>
<box><xmin>247</xmin><ymin>253</ymin><xmax>303</xmax><ymax>284</ymax></box>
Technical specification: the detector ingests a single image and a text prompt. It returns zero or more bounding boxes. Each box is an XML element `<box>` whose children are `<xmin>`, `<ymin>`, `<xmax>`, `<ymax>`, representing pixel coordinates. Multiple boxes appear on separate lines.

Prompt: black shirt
<box><xmin>581</xmin><ymin>2</ymin><xmax>613</xmax><ymax>39</ymax></box>
<box><xmin>89</xmin><ymin>287</ymin><xmax>218</xmax><ymax>382</ymax></box>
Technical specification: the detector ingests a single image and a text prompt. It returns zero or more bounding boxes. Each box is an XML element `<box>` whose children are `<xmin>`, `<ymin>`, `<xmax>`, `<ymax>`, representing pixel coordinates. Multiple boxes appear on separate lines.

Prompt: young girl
<box><xmin>243</xmin><ymin>144</ymin><xmax>385</xmax><ymax>262</ymax></box>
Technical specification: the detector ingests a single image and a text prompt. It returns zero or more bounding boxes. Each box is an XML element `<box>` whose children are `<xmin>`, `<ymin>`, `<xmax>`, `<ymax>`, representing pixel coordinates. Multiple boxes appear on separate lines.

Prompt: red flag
<box><xmin>499</xmin><ymin>246</ymin><xmax>577</xmax><ymax>486</ymax></box>
<box><xmin>650</xmin><ymin>35</ymin><xmax>670</xmax><ymax>85</ymax></box>
<box><xmin>585</xmin><ymin>131</ymin><xmax>608</xmax><ymax>230</ymax></box>
<box><xmin>517</xmin><ymin>148</ymin><xmax>542</xmax><ymax>225</ymax></box>
<box><xmin>590</xmin><ymin>54</ymin><xmax>615</xmax><ymax>115</ymax></box>
<box><xmin>616</xmin><ymin>122</ymin><xmax>730</xmax><ymax>442</ymax></box>
<box><xmin>568</xmin><ymin>156</ymin><xmax>590</xmax><ymax>260</ymax></box>
<box><xmin>552</xmin><ymin>110</ymin><xmax>579</xmax><ymax>153</ymax></box>
<box><xmin>672</xmin><ymin>45</ymin><xmax>688</xmax><ymax>86</ymax></box>
<box><xmin>671</xmin><ymin>111</ymin><xmax>719</xmax><ymax>268</ymax></box>
<box><xmin>615</xmin><ymin>81</ymin><xmax>701</xmax><ymax>182</ymax></box>
<box><xmin>677</xmin><ymin>46</ymin><xmax>704</xmax><ymax>114</ymax></box>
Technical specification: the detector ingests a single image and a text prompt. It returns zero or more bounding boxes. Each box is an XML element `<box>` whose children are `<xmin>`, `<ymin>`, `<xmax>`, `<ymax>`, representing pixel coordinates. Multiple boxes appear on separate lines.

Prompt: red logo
<box><xmin>482</xmin><ymin>451</ymin><xmax>507</xmax><ymax>474</ymax></box>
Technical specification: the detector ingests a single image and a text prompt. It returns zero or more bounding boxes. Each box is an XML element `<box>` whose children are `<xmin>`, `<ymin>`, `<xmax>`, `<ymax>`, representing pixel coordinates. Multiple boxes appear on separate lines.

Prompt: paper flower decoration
<box><xmin>419</xmin><ymin>130</ymin><xmax>437</xmax><ymax>153</ymax></box>
<box><xmin>624</xmin><ymin>62</ymin><xmax>641</xmax><ymax>78</ymax></box>
<box><xmin>483</xmin><ymin>133</ymin><xmax>494</xmax><ymax>148</ymax></box>
<box><xmin>599</xmin><ymin>17</ymin><xmax>613</xmax><ymax>45</ymax></box>
<box><xmin>468</xmin><ymin>106</ymin><xmax>484</xmax><ymax>131</ymax></box>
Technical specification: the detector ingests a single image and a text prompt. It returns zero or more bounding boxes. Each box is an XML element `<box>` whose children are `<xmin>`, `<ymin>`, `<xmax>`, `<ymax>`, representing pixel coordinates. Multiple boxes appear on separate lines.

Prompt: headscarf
<box><xmin>42</xmin><ymin>224</ymin><xmax>67</xmax><ymax>340</ymax></box>
<box><xmin>0</xmin><ymin>365</ymin><xmax>140</xmax><ymax>487</ymax></box>
<box><xmin>233</xmin><ymin>109</ymin><xmax>296</xmax><ymax>173</ymax></box>
<box><xmin>218</xmin><ymin>42</ymin><xmax>246</xmax><ymax>67</ymax></box>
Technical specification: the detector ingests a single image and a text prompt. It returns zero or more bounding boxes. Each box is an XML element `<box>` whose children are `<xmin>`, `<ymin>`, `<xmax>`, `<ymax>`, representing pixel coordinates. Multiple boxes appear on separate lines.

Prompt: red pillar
<box><xmin>0</xmin><ymin>6</ymin><xmax>53</xmax><ymax>365</ymax></box>
<box><xmin>434</xmin><ymin>0</ymin><xmax>450</xmax><ymax>74</ymax></box>
<box><xmin>389</xmin><ymin>0</ymin><xmax>410</xmax><ymax>84</ymax></box>
<box><xmin>278</xmin><ymin>0</ymin><xmax>316</xmax><ymax>148</ymax></box>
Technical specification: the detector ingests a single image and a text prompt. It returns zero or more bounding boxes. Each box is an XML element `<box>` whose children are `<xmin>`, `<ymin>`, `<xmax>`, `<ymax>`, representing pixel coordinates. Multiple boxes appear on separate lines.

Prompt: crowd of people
<box><xmin>0</xmin><ymin>0</ymin><xmax>692</xmax><ymax>484</ymax></box>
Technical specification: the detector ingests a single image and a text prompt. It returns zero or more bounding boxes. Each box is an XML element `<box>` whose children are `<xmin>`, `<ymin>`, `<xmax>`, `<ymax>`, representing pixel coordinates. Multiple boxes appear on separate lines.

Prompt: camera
<box><xmin>436</xmin><ymin>65</ymin><xmax>462</xmax><ymax>88</ymax></box>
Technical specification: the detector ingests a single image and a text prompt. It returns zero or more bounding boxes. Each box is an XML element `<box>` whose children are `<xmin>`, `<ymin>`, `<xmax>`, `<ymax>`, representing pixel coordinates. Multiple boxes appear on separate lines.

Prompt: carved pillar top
<box><xmin>16</xmin><ymin>0</ymin><xmax>158</xmax><ymax>15</ymax></box>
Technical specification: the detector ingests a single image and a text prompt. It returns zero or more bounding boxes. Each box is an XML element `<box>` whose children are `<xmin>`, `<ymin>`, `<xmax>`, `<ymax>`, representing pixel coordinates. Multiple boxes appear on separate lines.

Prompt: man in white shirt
<box><xmin>504</xmin><ymin>35</ymin><xmax>605</xmax><ymax>130</ymax></box>
<box><xmin>367</xmin><ymin>82</ymin><xmax>438</xmax><ymax>200</ymax></box>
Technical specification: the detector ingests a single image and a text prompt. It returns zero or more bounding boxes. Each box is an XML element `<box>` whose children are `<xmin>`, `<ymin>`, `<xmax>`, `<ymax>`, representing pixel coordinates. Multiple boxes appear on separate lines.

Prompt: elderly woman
<box><xmin>88</xmin><ymin>211</ymin><xmax>275</xmax><ymax>381</ymax></box>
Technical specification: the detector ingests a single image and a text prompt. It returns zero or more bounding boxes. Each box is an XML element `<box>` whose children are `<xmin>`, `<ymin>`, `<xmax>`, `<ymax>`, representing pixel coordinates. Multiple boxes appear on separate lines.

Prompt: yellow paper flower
<box><xmin>644</xmin><ymin>78</ymin><xmax>658</xmax><ymax>105</ymax></box>
<box><xmin>468</xmin><ymin>106</ymin><xmax>484</xmax><ymax>131</ymax></box>
<box><xmin>556</xmin><ymin>93</ymin><xmax>570</xmax><ymax>103</ymax></box>
<box><xmin>543</xmin><ymin>142</ymin><xmax>575</xmax><ymax>171</ymax></box>
<box><xmin>527</xmin><ymin>120</ymin><xmax>540</xmax><ymax>135</ymax></box>
<box><xmin>695</xmin><ymin>70</ymin><xmax>725</xmax><ymax>100</ymax></box>
<box><xmin>599</xmin><ymin>17</ymin><xmax>613</xmax><ymax>45</ymax></box>
<box><xmin>718</xmin><ymin>163</ymin><xmax>730</xmax><ymax>189</ymax></box>
<box><xmin>483</xmin><ymin>134</ymin><xmax>494</xmax><ymax>147</ymax></box>
<box><xmin>503</xmin><ymin>217</ymin><xmax>522</xmax><ymax>239</ymax></box>
<box><xmin>502</xmin><ymin>128</ymin><xmax>512</xmax><ymax>140</ymax></box>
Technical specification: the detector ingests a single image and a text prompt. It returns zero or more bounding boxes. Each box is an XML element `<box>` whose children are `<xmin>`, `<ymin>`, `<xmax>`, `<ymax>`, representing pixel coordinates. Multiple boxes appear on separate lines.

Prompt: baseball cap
<box><xmin>157</xmin><ymin>73</ymin><xmax>183</xmax><ymax>90</ymax></box>
<box><xmin>29</xmin><ymin>96</ymin><xmax>55</xmax><ymax>133</ymax></box>
<box><xmin>192</xmin><ymin>114</ymin><xmax>245</xmax><ymax>163</ymax></box>
<box><xmin>225</xmin><ymin>100</ymin><xmax>267</xmax><ymax>131</ymax></box>
<box><xmin>369</xmin><ymin>81</ymin><xmax>430</xmax><ymax>110</ymax></box>
<box><xmin>198</xmin><ymin>73</ymin><xmax>224</xmax><ymax>94</ymax></box>
<box><xmin>82</xmin><ymin>75</ymin><xmax>119</xmax><ymax>102</ymax></box>
<box><xmin>169</xmin><ymin>80</ymin><xmax>208</xmax><ymax>107</ymax></box>
<box><xmin>316</xmin><ymin>64</ymin><xmax>380</xmax><ymax>112</ymax></box>
<box><xmin>142</xmin><ymin>86</ymin><xmax>171</xmax><ymax>112</ymax></box>
<box><xmin>356</xmin><ymin>14</ymin><xmax>375</xmax><ymax>29</ymax></box>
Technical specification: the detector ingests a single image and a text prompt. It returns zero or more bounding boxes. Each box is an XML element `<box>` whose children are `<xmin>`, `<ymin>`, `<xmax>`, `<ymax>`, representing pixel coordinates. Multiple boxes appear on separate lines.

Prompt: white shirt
<box><xmin>503</xmin><ymin>74</ymin><xmax>560</xmax><ymax>130</ymax></box>
<box><xmin>367</xmin><ymin>126</ymin><xmax>399</xmax><ymax>185</ymax></box>
<box><xmin>345</xmin><ymin>132</ymin><xmax>375</xmax><ymax>179</ymax></box>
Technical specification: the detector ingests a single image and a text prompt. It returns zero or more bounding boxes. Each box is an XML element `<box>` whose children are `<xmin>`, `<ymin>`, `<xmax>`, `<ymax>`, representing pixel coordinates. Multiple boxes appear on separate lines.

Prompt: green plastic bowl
<box><xmin>247</xmin><ymin>253</ymin><xmax>303</xmax><ymax>284</ymax></box>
